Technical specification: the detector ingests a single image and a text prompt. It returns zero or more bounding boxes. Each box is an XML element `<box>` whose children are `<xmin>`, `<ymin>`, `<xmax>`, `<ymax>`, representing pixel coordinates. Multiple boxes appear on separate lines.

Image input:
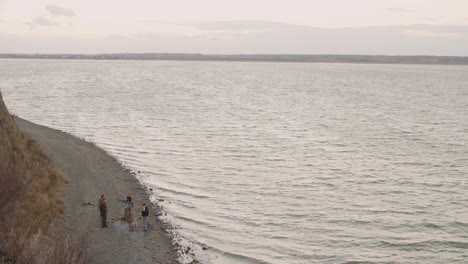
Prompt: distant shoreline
<box><xmin>1</xmin><ymin>53</ymin><xmax>468</xmax><ymax>65</ymax></box>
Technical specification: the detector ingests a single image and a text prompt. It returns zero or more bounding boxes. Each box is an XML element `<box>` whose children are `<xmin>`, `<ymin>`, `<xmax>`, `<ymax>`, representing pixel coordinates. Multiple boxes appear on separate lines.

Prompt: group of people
<box><xmin>98</xmin><ymin>195</ymin><xmax>149</xmax><ymax>232</ymax></box>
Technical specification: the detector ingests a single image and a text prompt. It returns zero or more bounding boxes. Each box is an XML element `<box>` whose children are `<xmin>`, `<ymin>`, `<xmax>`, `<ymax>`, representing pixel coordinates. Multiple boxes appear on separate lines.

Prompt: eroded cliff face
<box><xmin>0</xmin><ymin>91</ymin><xmax>63</xmax><ymax>258</ymax></box>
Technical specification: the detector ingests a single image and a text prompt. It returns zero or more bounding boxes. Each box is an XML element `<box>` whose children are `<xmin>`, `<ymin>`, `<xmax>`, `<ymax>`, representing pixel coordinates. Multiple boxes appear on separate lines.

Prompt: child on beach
<box><xmin>124</xmin><ymin>196</ymin><xmax>135</xmax><ymax>232</ymax></box>
<box><xmin>140</xmin><ymin>203</ymin><xmax>149</xmax><ymax>231</ymax></box>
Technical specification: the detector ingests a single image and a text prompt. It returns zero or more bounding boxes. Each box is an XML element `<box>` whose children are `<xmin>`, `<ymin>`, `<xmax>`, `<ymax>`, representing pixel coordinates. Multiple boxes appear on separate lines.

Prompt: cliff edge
<box><xmin>0</xmin><ymin>91</ymin><xmax>63</xmax><ymax>262</ymax></box>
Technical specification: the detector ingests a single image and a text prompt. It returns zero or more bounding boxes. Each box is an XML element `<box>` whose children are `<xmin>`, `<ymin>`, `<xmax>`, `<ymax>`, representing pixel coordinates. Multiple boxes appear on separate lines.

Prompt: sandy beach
<box><xmin>14</xmin><ymin>117</ymin><xmax>180</xmax><ymax>264</ymax></box>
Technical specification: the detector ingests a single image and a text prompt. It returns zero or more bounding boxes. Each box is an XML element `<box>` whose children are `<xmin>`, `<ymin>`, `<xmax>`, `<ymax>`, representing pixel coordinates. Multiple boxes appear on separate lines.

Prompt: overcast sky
<box><xmin>1</xmin><ymin>0</ymin><xmax>468</xmax><ymax>55</ymax></box>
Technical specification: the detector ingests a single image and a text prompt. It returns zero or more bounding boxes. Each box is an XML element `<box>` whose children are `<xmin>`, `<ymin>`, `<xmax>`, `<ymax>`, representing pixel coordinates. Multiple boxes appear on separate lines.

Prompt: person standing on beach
<box><xmin>124</xmin><ymin>196</ymin><xmax>135</xmax><ymax>232</ymax></box>
<box><xmin>140</xmin><ymin>203</ymin><xmax>149</xmax><ymax>231</ymax></box>
<box><xmin>98</xmin><ymin>195</ymin><xmax>108</xmax><ymax>228</ymax></box>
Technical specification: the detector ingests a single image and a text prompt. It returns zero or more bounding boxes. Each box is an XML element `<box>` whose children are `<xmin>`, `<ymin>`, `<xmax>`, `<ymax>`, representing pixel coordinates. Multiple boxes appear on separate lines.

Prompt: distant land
<box><xmin>1</xmin><ymin>53</ymin><xmax>468</xmax><ymax>65</ymax></box>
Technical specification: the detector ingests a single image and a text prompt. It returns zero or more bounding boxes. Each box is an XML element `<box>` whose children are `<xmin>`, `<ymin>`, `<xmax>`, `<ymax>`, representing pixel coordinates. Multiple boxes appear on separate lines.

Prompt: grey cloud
<box><xmin>32</xmin><ymin>16</ymin><xmax>58</xmax><ymax>26</ymax></box>
<box><xmin>186</xmin><ymin>20</ymin><xmax>302</xmax><ymax>31</ymax></box>
<box><xmin>162</xmin><ymin>20</ymin><xmax>468</xmax><ymax>40</ymax></box>
<box><xmin>400</xmin><ymin>25</ymin><xmax>468</xmax><ymax>40</ymax></box>
<box><xmin>418</xmin><ymin>17</ymin><xmax>438</xmax><ymax>22</ymax></box>
<box><xmin>385</xmin><ymin>8</ymin><xmax>412</xmax><ymax>12</ymax></box>
<box><xmin>129</xmin><ymin>24</ymin><xmax>468</xmax><ymax>55</ymax></box>
<box><xmin>404</xmin><ymin>24</ymin><xmax>468</xmax><ymax>34</ymax></box>
<box><xmin>156</xmin><ymin>20</ymin><xmax>312</xmax><ymax>36</ymax></box>
<box><xmin>46</xmin><ymin>5</ymin><xmax>75</xmax><ymax>16</ymax></box>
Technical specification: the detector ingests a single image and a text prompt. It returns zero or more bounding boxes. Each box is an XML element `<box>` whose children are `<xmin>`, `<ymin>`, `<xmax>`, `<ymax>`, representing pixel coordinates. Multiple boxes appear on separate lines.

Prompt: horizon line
<box><xmin>1</xmin><ymin>52</ymin><xmax>468</xmax><ymax>57</ymax></box>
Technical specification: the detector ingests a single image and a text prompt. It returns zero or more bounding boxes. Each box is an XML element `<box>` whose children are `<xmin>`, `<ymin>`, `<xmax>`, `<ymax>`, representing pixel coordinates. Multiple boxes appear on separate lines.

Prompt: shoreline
<box><xmin>14</xmin><ymin>117</ymin><xmax>182</xmax><ymax>264</ymax></box>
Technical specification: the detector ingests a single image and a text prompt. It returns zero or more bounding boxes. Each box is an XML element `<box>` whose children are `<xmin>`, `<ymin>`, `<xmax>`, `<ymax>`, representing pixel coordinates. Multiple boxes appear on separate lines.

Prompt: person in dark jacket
<box><xmin>98</xmin><ymin>194</ymin><xmax>108</xmax><ymax>227</ymax></box>
<box><xmin>140</xmin><ymin>203</ymin><xmax>149</xmax><ymax>231</ymax></box>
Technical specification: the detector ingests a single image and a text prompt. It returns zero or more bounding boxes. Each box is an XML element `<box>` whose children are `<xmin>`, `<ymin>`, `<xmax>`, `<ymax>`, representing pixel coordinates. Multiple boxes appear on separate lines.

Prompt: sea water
<box><xmin>1</xmin><ymin>59</ymin><xmax>467</xmax><ymax>264</ymax></box>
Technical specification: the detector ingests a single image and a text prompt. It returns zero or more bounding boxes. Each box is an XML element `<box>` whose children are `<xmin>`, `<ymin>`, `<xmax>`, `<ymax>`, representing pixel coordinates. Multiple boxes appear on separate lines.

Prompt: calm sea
<box><xmin>1</xmin><ymin>59</ymin><xmax>467</xmax><ymax>264</ymax></box>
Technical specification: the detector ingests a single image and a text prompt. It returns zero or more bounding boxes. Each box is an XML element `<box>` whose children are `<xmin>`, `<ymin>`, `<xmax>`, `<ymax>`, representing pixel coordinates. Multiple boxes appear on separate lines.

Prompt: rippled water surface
<box><xmin>1</xmin><ymin>59</ymin><xmax>468</xmax><ymax>264</ymax></box>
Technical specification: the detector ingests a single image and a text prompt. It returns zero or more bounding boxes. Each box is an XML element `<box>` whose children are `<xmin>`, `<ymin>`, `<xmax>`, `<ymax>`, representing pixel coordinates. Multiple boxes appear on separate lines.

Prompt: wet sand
<box><xmin>15</xmin><ymin>117</ymin><xmax>180</xmax><ymax>264</ymax></box>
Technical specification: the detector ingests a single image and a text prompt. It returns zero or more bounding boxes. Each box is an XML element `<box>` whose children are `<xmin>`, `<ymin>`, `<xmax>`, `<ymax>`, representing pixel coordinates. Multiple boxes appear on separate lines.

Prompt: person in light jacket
<box><xmin>140</xmin><ymin>203</ymin><xmax>149</xmax><ymax>231</ymax></box>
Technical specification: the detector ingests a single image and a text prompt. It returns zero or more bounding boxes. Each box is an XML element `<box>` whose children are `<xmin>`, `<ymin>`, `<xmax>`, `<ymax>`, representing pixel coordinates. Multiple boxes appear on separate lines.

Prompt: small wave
<box><xmin>157</xmin><ymin>186</ymin><xmax>212</xmax><ymax>199</ymax></box>
<box><xmin>204</xmin><ymin>246</ymin><xmax>271</xmax><ymax>264</ymax></box>
<box><xmin>363</xmin><ymin>209</ymin><xmax>426</xmax><ymax>215</ymax></box>
<box><xmin>176</xmin><ymin>215</ymin><xmax>210</xmax><ymax>227</ymax></box>
<box><xmin>420</xmin><ymin>223</ymin><xmax>443</xmax><ymax>230</ymax></box>
<box><xmin>450</xmin><ymin>221</ymin><xmax>468</xmax><ymax>227</ymax></box>
<box><xmin>393</xmin><ymin>161</ymin><xmax>432</xmax><ymax>167</ymax></box>
<box><xmin>343</xmin><ymin>261</ymin><xmax>378</xmax><ymax>264</ymax></box>
<box><xmin>329</xmin><ymin>219</ymin><xmax>372</xmax><ymax>225</ymax></box>
<box><xmin>381</xmin><ymin>240</ymin><xmax>468</xmax><ymax>250</ymax></box>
